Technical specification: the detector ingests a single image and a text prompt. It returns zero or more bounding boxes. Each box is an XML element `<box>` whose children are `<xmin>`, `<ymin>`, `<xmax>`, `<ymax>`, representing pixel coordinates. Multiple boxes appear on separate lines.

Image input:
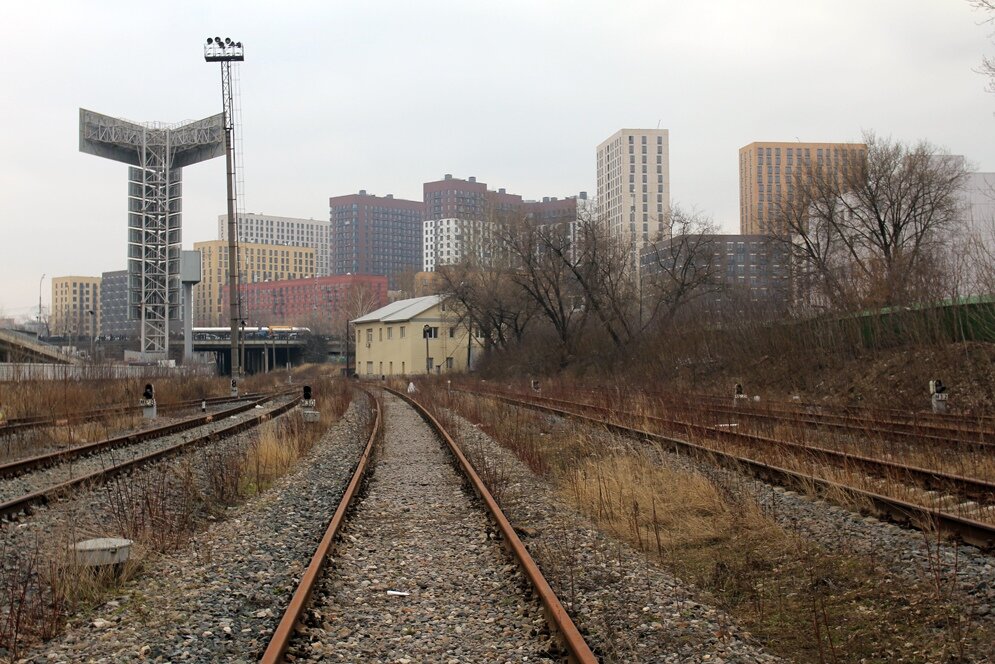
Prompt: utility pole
<box><xmin>38</xmin><ymin>273</ymin><xmax>44</xmax><ymax>336</ymax></box>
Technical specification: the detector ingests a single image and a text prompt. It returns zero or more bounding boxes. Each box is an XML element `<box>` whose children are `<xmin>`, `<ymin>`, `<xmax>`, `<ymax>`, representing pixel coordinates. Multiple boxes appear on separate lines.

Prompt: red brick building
<box><xmin>223</xmin><ymin>274</ymin><xmax>388</xmax><ymax>330</ymax></box>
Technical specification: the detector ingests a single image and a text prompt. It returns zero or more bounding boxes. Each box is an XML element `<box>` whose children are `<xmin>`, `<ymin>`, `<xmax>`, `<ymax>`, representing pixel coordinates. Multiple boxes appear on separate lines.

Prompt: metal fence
<box><xmin>0</xmin><ymin>363</ymin><xmax>217</xmax><ymax>382</ymax></box>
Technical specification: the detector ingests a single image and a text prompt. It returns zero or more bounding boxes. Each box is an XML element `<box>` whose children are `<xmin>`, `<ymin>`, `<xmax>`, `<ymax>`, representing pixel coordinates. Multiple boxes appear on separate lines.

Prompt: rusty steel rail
<box><xmin>642</xmin><ymin>389</ymin><xmax>995</xmax><ymax>442</ymax></box>
<box><xmin>388</xmin><ymin>387</ymin><xmax>598</xmax><ymax>663</ymax></box>
<box><xmin>0</xmin><ymin>392</ymin><xmax>271</xmax><ymax>437</ymax></box>
<box><xmin>481</xmin><ymin>389</ymin><xmax>995</xmax><ymax>504</ymax></box>
<box><xmin>0</xmin><ymin>396</ymin><xmax>273</xmax><ymax>479</ymax></box>
<box><xmin>261</xmin><ymin>387</ymin><xmax>382</xmax><ymax>664</ymax></box>
<box><xmin>0</xmin><ymin>396</ymin><xmax>301</xmax><ymax>521</ymax></box>
<box><xmin>472</xmin><ymin>390</ymin><xmax>995</xmax><ymax>551</ymax></box>
<box><xmin>658</xmin><ymin>395</ymin><xmax>995</xmax><ymax>448</ymax></box>
<box><xmin>709</xmin><ymin>391</ymin><xmax>995</xmax><ymax>428</ymax></box>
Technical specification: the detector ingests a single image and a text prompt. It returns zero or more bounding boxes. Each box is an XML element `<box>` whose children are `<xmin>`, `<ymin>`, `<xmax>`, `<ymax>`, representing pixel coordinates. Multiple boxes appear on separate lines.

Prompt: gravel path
<box><xmin>0</xmin><ymin>400</ymin><xmax>284</xmax><ymax>506</ymax></box>
<box><xmin>23</xmin><ymin>396</ymin><xmax>371</xmax><ymax>663</ymax></box>
<box><xmin>444</xmin><ymin>405</ymin><xmax>781</xmax><ymax>663</ymax></box>
<box><xmin>288</xmin><ymin>392</ymin><xmax>557</xmax><ymax>663</ymax></box>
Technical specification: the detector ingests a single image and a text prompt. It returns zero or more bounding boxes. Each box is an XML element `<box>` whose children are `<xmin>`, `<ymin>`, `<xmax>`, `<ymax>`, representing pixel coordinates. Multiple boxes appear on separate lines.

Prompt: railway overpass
<box><xmin>0</xmin><ymin>329</ymin><xmax>80</xmax><ymax>365</ymax></box>
<box><xmin>192</xmin><ymin>336</ymin><xmax>309</xmax><ymax>375</ymax></box>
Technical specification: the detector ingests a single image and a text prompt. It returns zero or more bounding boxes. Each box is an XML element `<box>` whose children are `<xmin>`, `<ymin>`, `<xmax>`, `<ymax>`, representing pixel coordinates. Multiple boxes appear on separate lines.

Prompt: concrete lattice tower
<box><xmin>79</xmin><ymin>109</ymin><xmax>224</xmax><ymax>360</ymax></box>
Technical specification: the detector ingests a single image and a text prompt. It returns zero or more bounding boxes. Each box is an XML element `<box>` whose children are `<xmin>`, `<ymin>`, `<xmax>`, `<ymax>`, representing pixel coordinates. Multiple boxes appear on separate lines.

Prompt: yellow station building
<box><xmin>352</xmin><ymin>295</ymin><xmax>481</xmax><ymax>377</ymax></box>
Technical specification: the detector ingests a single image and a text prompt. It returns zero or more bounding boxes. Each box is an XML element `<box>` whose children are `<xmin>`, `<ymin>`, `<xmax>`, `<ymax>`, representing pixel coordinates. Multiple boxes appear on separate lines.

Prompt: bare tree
<box><xmin>437</xmin><ymin>261</ymin><xmax>536</xmax><ymax>352</ymax></box>
<box><xmin>971</xmin><ymin>1</ymin><xmax>995</xmax><ymax>90</ymax></box>
<box><xmin>640</xmin><ymin>206</ymin><xmax>722</xmax><ymax>325</ymax></box>
<box><xmin>562</xmin><ymin>215</ymin><xmax>639</xmax><ymax>348</ymax></box>
<box><xmin>778</xmin><ymin>132</ymin><xmax>968</xmax><ymax>309</ymax></box>
<box><xmin>501</xmin><ymin>213</ymin><xmax>590</xmax><ymax>367</ymax></box>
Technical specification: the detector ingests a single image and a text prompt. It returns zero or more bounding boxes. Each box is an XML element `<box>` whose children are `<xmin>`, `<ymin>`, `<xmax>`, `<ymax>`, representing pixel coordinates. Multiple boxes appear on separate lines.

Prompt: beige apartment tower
<box><xmin>51</xmin><ymin>276</ymin><xmax>101</xmax><ymax>337</ymax></box>
<box><xmin>193</xmin><ymin>240</ymin><xmax>316</xmax><ymax>327</ymax></box>
<box><xmin>596</xmin><ymin>128</ymin><xmax>671</xmax><ymax>266</ymax></box>
<box><xmin>739</xmin><ymin>141</ymin><xmax>865</xmax><ymax>236</ymax></box>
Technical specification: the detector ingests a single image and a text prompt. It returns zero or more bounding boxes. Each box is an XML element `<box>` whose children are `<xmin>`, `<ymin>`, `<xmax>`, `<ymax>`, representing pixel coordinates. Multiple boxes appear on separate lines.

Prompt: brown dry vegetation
<box><xmin>666</xmin><ymin>341</ymin><xmax>995</xmax><ymax>415</ymax></box>
<box><xmin>422</xmin><ymin>386</ymin><xmax>995</xmax><ymax>663</ymax></box>
<box><xmin>0</xmin><ymin>371</ymin><xmax>290</xmax><ymax>422</ymax></box>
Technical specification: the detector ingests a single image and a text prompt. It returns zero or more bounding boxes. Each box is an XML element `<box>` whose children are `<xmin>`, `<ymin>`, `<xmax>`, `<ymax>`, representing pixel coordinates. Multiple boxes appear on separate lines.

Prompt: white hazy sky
<box><xmin>1</xmin><ymin>0</ymin><xmax>994</xmax><ymax>317</ymax></box>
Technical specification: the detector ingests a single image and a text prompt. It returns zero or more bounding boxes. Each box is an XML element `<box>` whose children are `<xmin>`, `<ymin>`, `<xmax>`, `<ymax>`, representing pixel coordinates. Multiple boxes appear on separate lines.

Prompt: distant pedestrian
<box><xmin>407</xmin><ymin>381</ymin><xmax>416</xmax><ymax>394</ymax></box>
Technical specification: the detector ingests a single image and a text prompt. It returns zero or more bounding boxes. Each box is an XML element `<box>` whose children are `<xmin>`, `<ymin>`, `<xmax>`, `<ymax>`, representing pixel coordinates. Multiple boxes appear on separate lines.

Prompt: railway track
<box><xmin>0</xmin><ymin>392</ymin><xmax>271</xmax><ymax>437</ymax></box>
<box><xmin>0</xmin><ymin>393</ymin><xmax>300</xmax><ymax>521</ymax></box>
<box><xmin>651</xmin><ymin>392</ymin><xmax>995</xmax><ymax>448</ymax></box>
<box><xmin>466</xmin><ymin>388</ymin><xmax>995</xmax><ymax>550</ymax></box>
<box><xmin>261</xmin><ymin>387</ymin><xmax>597</xmax><ymax>663</ymax></box>
<box><xmin>0</xmin><ymin>396</ymin><xmax>269</xmax><ymax>479</ymax></box>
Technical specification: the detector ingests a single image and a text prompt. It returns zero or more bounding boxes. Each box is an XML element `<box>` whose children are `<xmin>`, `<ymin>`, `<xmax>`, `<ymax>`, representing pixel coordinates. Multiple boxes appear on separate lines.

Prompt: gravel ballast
<box><xmin>288</xmin><ymin>392</ymin><xmax>557</xmax><ymax>662</ymax></box>
<box><xmin>23</xmin><ymin>396</ymin><xmax>370</xmax><ymax>662</ymax></box>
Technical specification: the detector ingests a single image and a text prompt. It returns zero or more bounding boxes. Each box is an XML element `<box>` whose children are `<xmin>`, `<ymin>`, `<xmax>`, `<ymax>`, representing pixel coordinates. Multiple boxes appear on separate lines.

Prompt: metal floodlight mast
<box><xmin>204</xmin><ymin>36</ymin><xmax>245</xmax><ymax>376</ymax></box>
<box><xmin>79</xmin><ymin>110</ymin><xmax>224</xmax><ymax>360</ymax></box>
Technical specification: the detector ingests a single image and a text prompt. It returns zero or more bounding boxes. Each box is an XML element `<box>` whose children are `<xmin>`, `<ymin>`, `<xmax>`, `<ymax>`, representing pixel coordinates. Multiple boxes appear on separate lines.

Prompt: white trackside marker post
<box><xmin>140</xmin><ymin>383</ymin><xmax>157</xmax><ymax>419</ymax></box>
<box><xmin>301</xmin><ymin>385</ymin><xmax>319</xmax><ymax>423</ymax></box>
<box><xmin>930</xmin><ymin>379</ymin><xmax>948</xmax><ymax>414</ymax></box>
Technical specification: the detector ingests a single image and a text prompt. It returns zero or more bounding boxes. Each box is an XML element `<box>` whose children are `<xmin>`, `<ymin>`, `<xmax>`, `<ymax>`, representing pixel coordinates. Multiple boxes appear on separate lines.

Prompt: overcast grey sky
<box><xmin>1</xmin><ymin>0</ymin><xmax>993</xmax><ymax>318</ymax></box>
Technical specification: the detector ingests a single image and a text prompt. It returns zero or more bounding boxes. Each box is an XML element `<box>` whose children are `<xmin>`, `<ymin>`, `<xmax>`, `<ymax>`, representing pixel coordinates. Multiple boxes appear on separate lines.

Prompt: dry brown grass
<box><xmin>531</xmin><ymin>388</ymin><xmax>995</xmax><ymax>526</ymax></box>
<box><xmin>0</xmin><ymin>371</ymin><xmax>291</xmax><ymax>422</ymax></box>
<box><xmin>564</xmin><ymin>451</ymin><xmax>777</xmax><ymax>554</ymax></box>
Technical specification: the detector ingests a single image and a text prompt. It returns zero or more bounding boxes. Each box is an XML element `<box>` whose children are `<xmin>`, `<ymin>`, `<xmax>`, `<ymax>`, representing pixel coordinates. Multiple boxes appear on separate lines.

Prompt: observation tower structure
<box><xmin>79</xmin><ymin>108</ymin><xmax>224</xmax><ymax>360</ymax></box>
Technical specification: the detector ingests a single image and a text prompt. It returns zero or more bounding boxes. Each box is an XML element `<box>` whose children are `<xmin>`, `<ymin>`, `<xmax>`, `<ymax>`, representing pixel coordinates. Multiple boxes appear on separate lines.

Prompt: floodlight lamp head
<box><xmin>215</xmin><ymin>36</ymin><xmax>222</xmax><ymax>44</ymax></box>
<box><xmin>225</xmin><ymin>37</ymin><xmax>232</xmax><ymax>45</ymax></box>
<box><xmin>206</xmin><ymin>37</ymin><xmax>214</xmax><ymax>44</ymax></box>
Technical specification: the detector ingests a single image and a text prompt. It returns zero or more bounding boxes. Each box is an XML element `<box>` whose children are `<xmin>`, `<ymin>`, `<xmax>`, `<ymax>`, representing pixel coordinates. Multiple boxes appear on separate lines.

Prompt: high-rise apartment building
<box><xmin>329</xmin><ymin>191</ymin><xmax>424</xmax><ymax>288</ymax></box>
<box><xmin>193</xmin><ymin>240</ymin><xmax>316</xmax><ymax>326</ymax></box>
<box><xmin>51</xmin><ymin>276</ymin><xmax>100</xmax><ymax>337</ymax></box>
<box><xmin>639</xmin><ymin>234</ymin><xmax>790</xmax><ymax>316</ymax></box>
<box><xmin>219</xmin><ymin>213</ymin><xmax>331</xmax><ymax>277</ymax></box>
<box><xmin>739</xmin><ymin>141</ymin><xmax>865</xmax><ymax>236</ymax></box>
<box><xmin>423</xmin><ymin>175</ymin><xmax>513</xmax><ymax>271</ymax></box>
<box><xmin>596</xmin><ymin>129</ymin><xmax>671</xmax><ymax>267</ymax></box>
<box><xmin>422</xmin><ymin>174</ymin><xmax>581</xmax><ymax>271</ymax></box>
<box><xmin>100</xmin><ymin>270</ymin><xmax>139</xmax><ymax>338</ymax></box>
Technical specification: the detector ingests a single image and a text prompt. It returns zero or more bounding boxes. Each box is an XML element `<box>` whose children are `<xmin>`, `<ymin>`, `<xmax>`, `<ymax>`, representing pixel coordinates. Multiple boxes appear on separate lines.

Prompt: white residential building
<box><xmin>596</xmin><ymin>128</ymin><xmax>671</xmax><ymax>268</ymax></box>
<box><xmin>423</xmin><ymin>217</ymin><xmax>501</xmax><ymax>271</ymax></box>
<box><xmin>219</xmin><ymin>213</ymin><xmax>331</xmax><ymax>277</ymax></box>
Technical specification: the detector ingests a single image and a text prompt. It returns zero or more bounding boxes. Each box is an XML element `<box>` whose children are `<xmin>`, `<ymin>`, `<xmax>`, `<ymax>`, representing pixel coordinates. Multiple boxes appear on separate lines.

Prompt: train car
<box><xmin>192</xmin><ymin>326</ymin><xmax>311</xmax><ymax>342</ymax></box>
